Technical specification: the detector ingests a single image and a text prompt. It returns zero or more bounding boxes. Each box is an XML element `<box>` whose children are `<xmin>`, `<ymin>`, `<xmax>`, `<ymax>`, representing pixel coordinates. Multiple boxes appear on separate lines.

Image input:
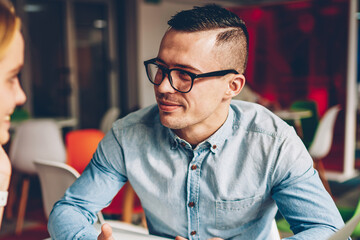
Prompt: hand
<box><xmin>97</xmin><ymin>223</ymin><xmax>114</xmax><ymax>240</ymax></box>
<box><xmin>0</xmin><ymin>146</ymin><xmax>11</xmax><ymax>191</ymax></box>
<box><xmin>175</xmin><ymin>236</ymin><xmax>224</xmax><ymax>240</ymax></box>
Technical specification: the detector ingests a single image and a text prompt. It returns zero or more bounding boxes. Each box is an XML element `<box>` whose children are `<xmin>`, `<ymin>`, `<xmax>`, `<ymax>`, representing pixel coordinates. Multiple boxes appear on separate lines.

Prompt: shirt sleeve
<box><xmin>48</xmin><ymin>130</ymin><xmax>128</xmax><ymax>239</ymax></box>
<box><xmin>271</xmin><ymin>128</ymin><xmax>347</xmax><ymax>239</ymax></box>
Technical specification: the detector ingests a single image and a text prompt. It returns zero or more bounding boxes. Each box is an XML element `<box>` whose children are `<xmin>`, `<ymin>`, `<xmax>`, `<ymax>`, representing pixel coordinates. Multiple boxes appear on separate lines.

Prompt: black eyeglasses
<box><xmin>144</xmin><ymin>58</ymin><xmax>239</xmax><ymax>93</ymax></box>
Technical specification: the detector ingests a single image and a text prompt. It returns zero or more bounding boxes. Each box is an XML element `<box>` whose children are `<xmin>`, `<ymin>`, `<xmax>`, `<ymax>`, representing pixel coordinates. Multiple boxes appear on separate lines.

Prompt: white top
<box><xmin>0</xmin><ymin>191</ymin><xmax>8</xmax><ymax>207</ymax></box>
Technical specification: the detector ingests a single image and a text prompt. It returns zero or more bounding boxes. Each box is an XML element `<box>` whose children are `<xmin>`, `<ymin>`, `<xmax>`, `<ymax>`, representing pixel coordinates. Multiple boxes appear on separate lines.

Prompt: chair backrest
<box><xmin>350</xmin><ymin>198</ymin><xmax>360</xmax><ymax>236</ymax></box>
<box><xmin>290</xmin><ymin>100</ymin><xmax>319</xmax><ymax>148</ymax></box>
<box><xmin>10</xmin><ymin>119</ymin><xmax>66</xmax><ymax>175</ymax></box>
<box><xmin>34</xmin><ymin>159</ymin><xmax>105</xmax><ymax>223</ymax></box>
<box><xmin>65</xmin><ymin>128</ymin><xmax>144</xmax><ymax>218</ymax></box>
<box><xmin>34</xmin><ymin>159</ymin><xmax>80</xmax><ymax>218</ymax></box>
<box><xmin>66</xmin><ymin>129</ymin><xmax>105</xmax><ymax>173</ymax></box>
<box><xmin>100</xmin><ymin>107</ymin><xmax>120</xmax><ymax>133</ymax></box>
<box><xmin>308</xmin><ymin>105</ymin><xmax>341</xmax><ymax>159</ymax></box>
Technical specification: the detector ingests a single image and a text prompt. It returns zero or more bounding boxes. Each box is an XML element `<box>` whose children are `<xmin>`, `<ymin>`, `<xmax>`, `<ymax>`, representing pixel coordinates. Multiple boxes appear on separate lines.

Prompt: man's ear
<box><xmin>225</xmin><ymin>74</ymin><xmax>245</xmax><ymax>99</ymax></box>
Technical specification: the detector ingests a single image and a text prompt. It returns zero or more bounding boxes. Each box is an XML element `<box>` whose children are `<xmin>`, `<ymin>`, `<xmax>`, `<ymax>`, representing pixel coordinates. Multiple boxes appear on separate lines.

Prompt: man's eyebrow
<box><xmin>155</xmin><ymin>58</ymin><xmax>200</xmax><ymax>72</ymax></box>
<box><xmin>154</xmin><ymin>57</ymin><xmax>165</xmax><ymax>64</ymax></box>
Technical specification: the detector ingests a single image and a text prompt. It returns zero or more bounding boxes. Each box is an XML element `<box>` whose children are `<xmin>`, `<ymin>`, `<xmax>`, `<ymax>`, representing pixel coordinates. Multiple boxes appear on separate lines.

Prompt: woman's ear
<box><xmin>225</xmin><ymin>74</ymin><xmax>245</xmax><ymax>99</ymax></box>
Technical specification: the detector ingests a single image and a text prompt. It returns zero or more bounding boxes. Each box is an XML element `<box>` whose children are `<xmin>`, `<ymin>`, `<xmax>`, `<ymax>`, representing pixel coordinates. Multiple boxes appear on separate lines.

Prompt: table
<box><xmin>94</xmin><ymin>222</ymin><xmax>171</xmax><ymax>240</ymax></box>
<box><xmin>43</xmin><ymin>223</ymin><xmax>171</xmax><ymax>240</ymax></box>
<box><xmin>111</xmin><ymin>228</ymin><xmax>171</xmax><ymax>240</ymax></box>
<box><xmin>274</xmin><ymin>109</ymin><xmax>312</xmax><ymax>121</ymax></box>
<box><xmin>274</xmin><ymin>109</ymin><xmax>312</xmax><ymax>138</ymax></box>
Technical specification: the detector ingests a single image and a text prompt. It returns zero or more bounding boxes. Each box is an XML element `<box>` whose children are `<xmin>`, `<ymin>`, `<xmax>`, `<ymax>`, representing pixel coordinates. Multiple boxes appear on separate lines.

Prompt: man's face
<box><xmin>154</xmin><ymin>29</ymin><xmax>236</xmax><ymax>138</ymax></box>
<box><xmin>0</xmin><ymin>31</ymin><xmax>26</xmax><ymax>145</ymax></box>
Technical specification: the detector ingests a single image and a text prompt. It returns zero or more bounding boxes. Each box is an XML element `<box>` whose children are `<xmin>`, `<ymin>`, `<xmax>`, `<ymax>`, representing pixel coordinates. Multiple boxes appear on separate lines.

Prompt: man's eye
<box><xmin>177</xmin><ymin>71</ymin><xmax>191</xmax><ymax>81</ymax></box>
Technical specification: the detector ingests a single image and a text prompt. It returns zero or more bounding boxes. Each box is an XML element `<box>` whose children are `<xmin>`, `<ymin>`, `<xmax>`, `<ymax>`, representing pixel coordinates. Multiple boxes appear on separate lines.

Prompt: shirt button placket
<box><xmin>187</xmin><ymin>151</ymin><xmax>201</xmax><ymax>240</ymax></box>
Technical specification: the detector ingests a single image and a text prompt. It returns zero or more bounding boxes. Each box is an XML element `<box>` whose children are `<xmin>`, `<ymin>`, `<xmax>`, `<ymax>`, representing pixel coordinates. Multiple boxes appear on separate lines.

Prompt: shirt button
<box><xmin>181</xmin><ymin>142</ymin><xmax>186</xmax><ymax>147</ymax></box>
<box><xmin>212</xmin><ymin>145</ymin><xmax>217</xmax><ymax>149</ymax></box>
<box><xmin>191</xmin><ymin>164</ymin><xmax>197</xmax><ymax>170</ymax></box>
<box><xmin>190</xmin><ymin>231</ymin><xmax>196</xmax><ymax>235</ymax></box>
<box><xmin>188</xmin><ymin>202</ymin><xmax>195</xmax><ymax>207</ymax></box>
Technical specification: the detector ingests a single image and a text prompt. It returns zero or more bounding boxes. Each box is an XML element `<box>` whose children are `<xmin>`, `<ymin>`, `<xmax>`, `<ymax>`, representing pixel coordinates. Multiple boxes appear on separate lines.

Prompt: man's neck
<box><xmin>174</xmin><ymin>109</ymin><xmax>229</xmax><ymax>147</ymax></box>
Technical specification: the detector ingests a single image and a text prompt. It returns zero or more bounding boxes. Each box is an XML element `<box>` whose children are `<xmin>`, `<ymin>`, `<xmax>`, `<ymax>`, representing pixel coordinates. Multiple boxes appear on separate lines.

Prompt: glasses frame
<box><xmin>144</xmin><ymin>58</ymin><xmax>239</xmax><ymax>93</ymax></box>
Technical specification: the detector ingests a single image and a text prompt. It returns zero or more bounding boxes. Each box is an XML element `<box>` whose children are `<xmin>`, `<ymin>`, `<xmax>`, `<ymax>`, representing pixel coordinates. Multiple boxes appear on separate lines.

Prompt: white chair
<box><xmin>34</xmin><ymin>160</ymin><xmax>80</xmax><ymax>218</ymax></box>
<box><xmin>34</xmin><ymin>159</ymin><xmax>149</xmax><ymax>235</ymax></box>
<box><xmin>7</xmin><ymin>119</ymin><xmax>66</xmax><ymax>235</ymax></box>
<box><xmin>308</xmin><ymin>105</ymin><xmax>341</xmax><ymax>196</ymax></box>
<box><xmin>99</xmin><ymin>107</ymin><xmax>120</xmax><ymax>133</ymax></box>
<box><xmin>308</xmin><ymin>105</ymin><xmax>341</xmax><ymax>158</ymax></box>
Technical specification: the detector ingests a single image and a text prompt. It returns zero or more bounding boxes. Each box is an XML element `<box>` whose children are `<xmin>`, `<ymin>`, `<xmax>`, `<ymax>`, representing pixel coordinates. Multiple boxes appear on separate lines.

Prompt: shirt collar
<box><xmin>206</xmin><ymin>106</ymin><xmax>236</xmax><ymax>153</ymax></box>
<box><xmin>167</xmin><ymin>107</ymin><xmax>237</xmax><ymax>154</ymax></box>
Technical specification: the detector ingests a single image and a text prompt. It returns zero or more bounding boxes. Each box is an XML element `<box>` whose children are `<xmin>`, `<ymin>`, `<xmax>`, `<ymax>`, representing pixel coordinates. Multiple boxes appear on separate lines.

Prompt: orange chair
<box><xmin>66</xmin><ymin>129</ymin><xmax>105</xmax><ymax>173</ymax></box>
<box><xmin>65</xmin><ymin>129</ymin><xmax>144</xmax><ymax>224</ymax></box>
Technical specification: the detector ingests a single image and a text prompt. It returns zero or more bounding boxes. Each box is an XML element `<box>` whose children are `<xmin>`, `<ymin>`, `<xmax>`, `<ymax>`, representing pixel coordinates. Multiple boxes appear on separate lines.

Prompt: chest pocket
<box><xmin>215</xmin><ymin>195</ymin><xmax>263</xmax><ymax>230</ymax></box>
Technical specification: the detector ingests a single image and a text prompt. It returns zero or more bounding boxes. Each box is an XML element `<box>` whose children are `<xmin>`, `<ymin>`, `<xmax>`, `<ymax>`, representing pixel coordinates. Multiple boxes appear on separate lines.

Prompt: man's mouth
<box><xmin>157</xmin><ymin>100</ymin><xmax>182</xmax><ymax>112</ymax></box>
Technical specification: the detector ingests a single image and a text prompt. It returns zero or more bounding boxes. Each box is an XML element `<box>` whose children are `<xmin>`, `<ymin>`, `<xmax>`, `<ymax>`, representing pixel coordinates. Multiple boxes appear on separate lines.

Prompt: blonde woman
<box><xmin>0</xmin><ymin>0</ymin><xmax>26</xmax><ymax>229</ymax></box>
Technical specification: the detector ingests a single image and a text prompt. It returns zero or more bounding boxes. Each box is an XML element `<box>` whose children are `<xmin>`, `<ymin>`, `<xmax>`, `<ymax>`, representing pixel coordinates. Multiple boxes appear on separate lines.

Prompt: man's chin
<box><xmin>159</xmin><ymin>114</ymin><xmax>183</xmax><ymax>130</ymax></box>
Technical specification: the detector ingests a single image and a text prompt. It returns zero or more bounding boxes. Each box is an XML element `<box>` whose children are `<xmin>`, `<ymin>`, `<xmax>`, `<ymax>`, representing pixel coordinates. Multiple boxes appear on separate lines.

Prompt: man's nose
<box><xmin>156</xmin><ymin>73</ymin><xmax>176</xmax><ymax>93</ymax></box>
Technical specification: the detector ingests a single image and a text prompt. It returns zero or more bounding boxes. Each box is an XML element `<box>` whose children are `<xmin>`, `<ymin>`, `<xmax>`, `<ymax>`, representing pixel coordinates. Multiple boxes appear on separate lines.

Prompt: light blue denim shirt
<box><xmin>48</xmin><ymin>100</ymin><xmax>345</xmax><ymax>240</ymax></box>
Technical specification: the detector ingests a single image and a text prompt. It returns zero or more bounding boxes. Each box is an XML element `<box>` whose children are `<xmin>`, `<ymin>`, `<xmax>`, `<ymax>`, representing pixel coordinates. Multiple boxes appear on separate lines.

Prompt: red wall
<box><xmin>229</xmin><ymin>0</ymin><xmax>350</xmax><ymax>172</ymax></box>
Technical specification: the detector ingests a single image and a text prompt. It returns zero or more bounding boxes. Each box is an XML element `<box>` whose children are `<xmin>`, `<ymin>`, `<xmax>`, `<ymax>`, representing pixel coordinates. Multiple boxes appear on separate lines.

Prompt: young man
<box><xmin>48</xmin><ymin>5</ymin><xmax>345</xmax><ymax>240</ymax></box>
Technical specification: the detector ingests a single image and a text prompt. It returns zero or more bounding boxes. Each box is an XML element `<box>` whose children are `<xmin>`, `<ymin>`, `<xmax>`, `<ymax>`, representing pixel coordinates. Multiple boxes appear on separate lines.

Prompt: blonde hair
<box><xmin>0</xmin><ymin>0</ymin><xmax>20</xmax><ymax>60</ymax></box>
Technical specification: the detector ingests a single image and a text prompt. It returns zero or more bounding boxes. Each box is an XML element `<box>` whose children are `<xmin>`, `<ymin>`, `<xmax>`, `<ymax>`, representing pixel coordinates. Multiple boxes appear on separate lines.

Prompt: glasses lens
<box><xmin>147</xmin><ymin>63</ymin><xmax>163</xmax><ymax>85</ymax></box>
<box><xmin>170</xmin><ymin>70</ymin><xmax>192</xmax><ymax>92</ymax></box>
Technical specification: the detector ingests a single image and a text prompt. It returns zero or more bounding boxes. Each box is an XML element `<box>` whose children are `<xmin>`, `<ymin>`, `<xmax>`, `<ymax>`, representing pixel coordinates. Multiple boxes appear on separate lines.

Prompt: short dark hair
<box><xmin>168</xmin><ymin>4</ymin><xmax>249</xmax><ymax>73</ymax></box>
